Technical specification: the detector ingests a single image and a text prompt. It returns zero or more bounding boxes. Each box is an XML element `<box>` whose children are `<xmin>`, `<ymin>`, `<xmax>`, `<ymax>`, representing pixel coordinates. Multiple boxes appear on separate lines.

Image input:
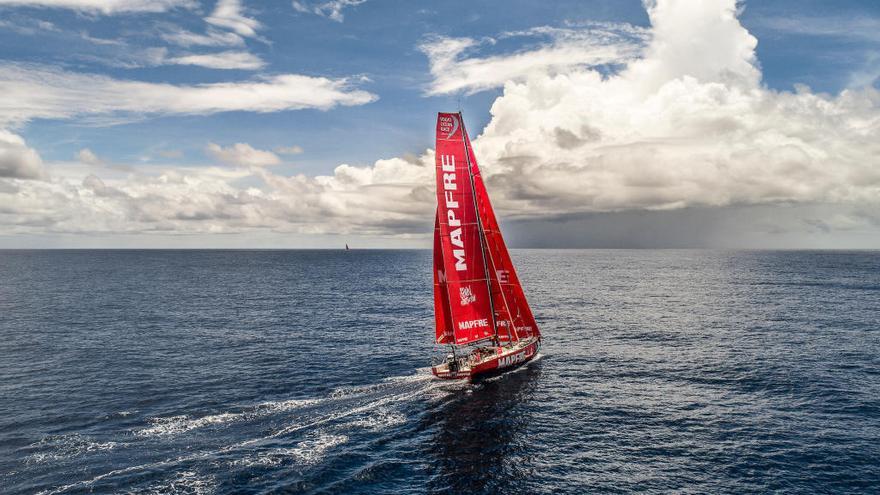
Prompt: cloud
<box><xmin>420</xmin><ymin>24</ymin><xmax>647</xmax><ymax>95</ymax></box>
<box><xmin>158</xmin><ymin>1</ymin><xmax>265</xmax><ymax>70</ymax></box>
<box><xmin>275</xmin><ymin>145</ymin><xmax>303</xmax><ymax>155</ymax></box>
<box><xmin>460</xmin><ymin>0</ymin><xmax>879</xmax><ymax>220</ymax></box>
<box><xmin>168</xmin><ymin>50</ymin><xmax>266</xmax><ymax>70</ymax></box>
<box><xmin>206</xmin><ymin>142</ymin><xmax>281</xmax><ymax>167</ymax></box>
<box><xmin>0</xmin><ymin>16</ymin><xmax>59</xmax><ymax>35</ymax></box>
<box><xmin>0</xmin><ymin>129</ymin><xmax>45</xmax><ymax>180</ymax></box>
<box><xmin>2</xmin><ymin>0</ymin><xmax>879</xmax><ymax>245</ymax></box>
<box><xmin>292</xmin><ymin>0</ymin><xmax>366</xmax><ymax>22</ymax></box>
<box><xmin>75</xmin><ymin>148</ymin><xmax>103</xmax><ymax>165</ymax></box>
<box><xmin>0</xmin><ymin>63</ymin><xmax>377</xmax><ymax>126</ymax></box>
<box><xmin>758</xmin><ymin>15</ymin><xmax>880</xmax><ymax>43</ymax></box>
<box><xmin>160</xmin><ymin>27</ymin><xmax>245</xmax><ymax>47</ymax></box>
<box><xmin>206</xmin><ymin>0</ymin><xmax>261</xmax><ymax>38</ymax></box>
<box><xmin>0</xmin><ymin>0</ymin><xmax>195</xmax><ymax>14</ymax></box>
<box><xmin>0</xmin><ymin>153</ymin><xmax>433</xmax><ymax>236</ymax></box>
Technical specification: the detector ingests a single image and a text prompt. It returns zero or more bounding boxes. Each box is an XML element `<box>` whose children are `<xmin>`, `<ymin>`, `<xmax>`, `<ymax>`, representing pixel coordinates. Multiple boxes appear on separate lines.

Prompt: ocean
<box><xmin>0</xmin><ymin>249</ymin><xmax>878</xmax><ymax>494</ymax></box>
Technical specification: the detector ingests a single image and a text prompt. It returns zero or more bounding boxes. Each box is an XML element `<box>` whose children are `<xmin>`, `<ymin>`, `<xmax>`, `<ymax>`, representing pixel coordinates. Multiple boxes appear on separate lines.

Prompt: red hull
<box><xmin>432</xmin><ymin>338</ymin><xmax>540</xmax><ymax>380</ymax></box>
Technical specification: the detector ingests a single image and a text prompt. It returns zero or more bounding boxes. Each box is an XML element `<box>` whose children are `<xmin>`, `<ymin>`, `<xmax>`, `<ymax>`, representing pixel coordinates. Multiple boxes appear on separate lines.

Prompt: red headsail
<box><xmin>434</xmin><ymin>112</ymin><xmax>540</xmax><ymax>345</ymax></box>
<box><xmin>464</xmin><ymin>128</ymin><xmax>541</xmax><ymax>341</ymax></box>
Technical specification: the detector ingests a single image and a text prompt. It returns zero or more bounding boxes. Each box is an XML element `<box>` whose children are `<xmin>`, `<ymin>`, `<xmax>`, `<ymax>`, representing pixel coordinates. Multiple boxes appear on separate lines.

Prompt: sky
<box><xmin>0</xmin><ymin>0</ymin><xmax>878</xmax><ymax>248</ymax></box>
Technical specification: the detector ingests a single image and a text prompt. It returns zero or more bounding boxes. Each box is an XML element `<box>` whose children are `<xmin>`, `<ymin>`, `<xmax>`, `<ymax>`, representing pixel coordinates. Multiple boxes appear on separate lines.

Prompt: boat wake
<box><xmin>134</xmin><ymin>398</ymin><xmax>323</xmax><ymax>438</ymax></box>
<box><xmin>33</xmin><ymin>368</ymin><xmax>456</xmax><ymax>495</ymax></box>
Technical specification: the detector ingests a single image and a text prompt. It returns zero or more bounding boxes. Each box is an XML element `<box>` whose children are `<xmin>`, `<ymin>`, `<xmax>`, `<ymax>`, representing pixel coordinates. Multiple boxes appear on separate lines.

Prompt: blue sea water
<box><xmin>0</xmin><ymin>249</ymin><xmax>878</xmax><ymax>494</ymax></box>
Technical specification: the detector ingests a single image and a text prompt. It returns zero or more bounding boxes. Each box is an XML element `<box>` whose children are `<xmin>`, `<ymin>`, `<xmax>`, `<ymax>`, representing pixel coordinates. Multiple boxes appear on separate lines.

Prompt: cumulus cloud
<box><xmin>0</xmin><ymin>154</ymin><xmax>433</xmax><ymax>236</ymax></box>
<box><xmin>0</xmin><ymin>0</ymin><xmax>195</xmax><ymax>14</ymax></box>
<box><xmin>0</xmin><ymin>129</ymin><xmax>45</xmax><ymax>180</ymax></box>
<box><xmin>0</xmin><ymin>63</ymin><xmax>377</xmax><ymax>125</ymax></box>
<box><xmin>463</xmin><ymin>0</ymin><xmax>880</xmax><ymax>217</ymax></box>
<box><xmin>206</xmin><ymin>142</ymin><xmax>281</xmax><ymax>167</ymax></box>
<box><xmin>292</xmin><ymin>0</ymin><xmax>366</xmax><ymax>22</ymax></box>
<box><xmin>168</xmin><ymin>50</ymin><xmax>266</xmax><ymax>70</ymax></box>
<box><xmin>75</xmin><ymin>148</ymin><xmax>103</xmax><ymax>165</ymax></box>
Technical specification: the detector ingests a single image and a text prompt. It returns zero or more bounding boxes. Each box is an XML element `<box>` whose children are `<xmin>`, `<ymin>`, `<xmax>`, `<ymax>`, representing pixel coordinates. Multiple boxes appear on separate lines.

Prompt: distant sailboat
<box><xmin>431</xmin><ymin>112</ymin><xmax>542</xmax><ymax>380</ymax></box>
<box><xmin>345</xmin><ymin>243</ymin><xmax>350</xmax><ymax>251</ymax></box>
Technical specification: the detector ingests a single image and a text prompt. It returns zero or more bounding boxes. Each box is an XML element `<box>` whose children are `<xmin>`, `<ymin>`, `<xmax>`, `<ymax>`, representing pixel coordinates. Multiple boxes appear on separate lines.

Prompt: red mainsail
<box><xmin>434</xmin><ymin>113</ymin><xmax>495</xmax><ymax>345</ymax></box>
<box><xmin>434</xmin><ymin>112</ymin><xmax>540</xmax><ymax>346</ymax></box>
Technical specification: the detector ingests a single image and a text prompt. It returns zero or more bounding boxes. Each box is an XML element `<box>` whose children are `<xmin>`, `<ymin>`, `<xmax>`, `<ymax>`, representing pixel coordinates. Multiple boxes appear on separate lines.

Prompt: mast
<box><xmin>458</xmin><ymin>112</ymin><xmax>499</xmax><ymax>344</ymax></box>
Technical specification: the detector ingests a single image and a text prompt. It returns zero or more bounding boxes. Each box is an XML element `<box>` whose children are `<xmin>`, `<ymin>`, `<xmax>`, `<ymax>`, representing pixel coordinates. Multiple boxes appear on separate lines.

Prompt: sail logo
<box><xmin>458</xmin><ymin>318</ymin><xmax>488</xmax><ymax>330</ymax></box>
<box><xmin>438</xmin><ymin>114</ymin><xmax>459</xmax><ymax>139</ymax></box>
<box><xmin>459</xmin><ymin>286</ymin><xmax>476</xmax><ymax>306</ymax></box>
<box><xmin>441</xmin><ymin>154</ymin><xmax>466</xmax><ymax>271</ymax></box>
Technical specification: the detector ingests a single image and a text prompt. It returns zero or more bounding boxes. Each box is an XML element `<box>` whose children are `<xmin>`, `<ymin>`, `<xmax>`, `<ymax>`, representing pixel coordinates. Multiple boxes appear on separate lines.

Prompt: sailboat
<box><xmin>431</xmin><ymin>112</ymin><xmax>542</xmax><ymax>380</ymax></box>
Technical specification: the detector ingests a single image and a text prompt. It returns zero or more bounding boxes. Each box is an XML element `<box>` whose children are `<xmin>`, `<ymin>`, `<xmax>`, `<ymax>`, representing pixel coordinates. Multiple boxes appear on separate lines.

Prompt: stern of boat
<box><xmin>431</xmin><ymin>362</ymin><xmax>472</xmax><ymax>380</ymax></box>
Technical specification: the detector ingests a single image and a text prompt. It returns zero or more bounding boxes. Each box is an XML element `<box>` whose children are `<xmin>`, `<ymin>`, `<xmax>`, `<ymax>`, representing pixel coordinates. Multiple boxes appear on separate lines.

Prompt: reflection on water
<box><xmin>426</xmin><ymin>362</ymin><xmax>543</xmax><ymax>494</ymax></box>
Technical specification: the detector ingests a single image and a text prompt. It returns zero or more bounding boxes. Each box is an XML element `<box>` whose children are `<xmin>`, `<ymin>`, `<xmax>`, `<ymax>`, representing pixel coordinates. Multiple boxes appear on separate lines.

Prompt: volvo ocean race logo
<box><xmin>439</xmin><ymin>114</ymin><xmax>459</xmax><ymax>139</ymax></box>
<box><xmin>459</xmin><ymin>286</ymin><xmax>476</xmax><ymax>306</ymax></box>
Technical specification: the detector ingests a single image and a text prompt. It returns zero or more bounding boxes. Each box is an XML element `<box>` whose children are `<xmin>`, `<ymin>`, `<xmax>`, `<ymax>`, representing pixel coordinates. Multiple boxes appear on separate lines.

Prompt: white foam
<box><xmin>382</xmin><ymin>367</ymin><xmax>434</xmax><ymax>383</ymax></box>
<box><xmin>135</xmin><ymin>398</ymin><xmax>322</xmax><ymax>438</ymax></box>
<box><xmin>289</xmin><ymin>433</ymin><xmax>348</xmax><ymax>465</ymax></box>
<box><xmin>136</xmin><ymin>413</ymin><xmax>237</xmax><ymax>437</ymax></box>
<box><xmin>329</xmin><ymin>368</ymin><xmax>434</xmax><ymax>398</ymax></box>
<box><xmin>136</xmin><ymin>470</ymin><xmax>215</xmax><ymax>495</ymax></box>
<box><xmin>231</xmin><ymin>432</ymin><xmax>348</xmax><ymax>468</ymax></box>
<box><xmin>349</xmin><ymin>407</ymin><xmax>407</xmax><ymax>431</ymax></box>
<box><xmin>269</xmin><ymin>380</ymin><xmax>446</xmax><ymax>439</ymax></box>
<box><xmin>26</xmin><ymin>434</ymin><xmax>119</xmax><ymax>464</ymax></box>
<box><xmin>255</xmin><ymin>398</ymin><xmax>322</xmax><ymax>414</ymax></box>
